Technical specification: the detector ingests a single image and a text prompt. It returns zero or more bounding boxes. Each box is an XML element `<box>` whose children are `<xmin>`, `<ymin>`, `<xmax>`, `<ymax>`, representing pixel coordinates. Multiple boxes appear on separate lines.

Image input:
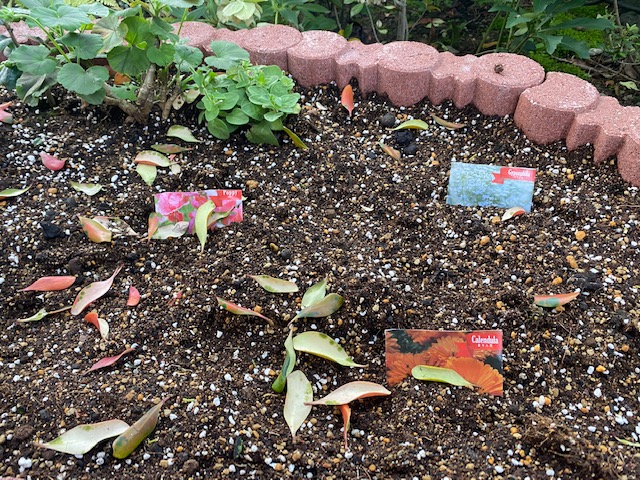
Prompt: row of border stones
<box><xmin>2</xmin><ymin>21</ymin><xmax>639</xmax><ymax>186</ymax></box>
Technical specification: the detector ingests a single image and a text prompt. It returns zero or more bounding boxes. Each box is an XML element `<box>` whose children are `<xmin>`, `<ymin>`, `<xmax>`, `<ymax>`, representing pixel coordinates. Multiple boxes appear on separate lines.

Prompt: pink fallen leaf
<box><xmin>127</xmin><ymin>286</ymin><xmax>140</xmax><ymax>306</ymax></box>
<box><xmin>19</xmin><ymin>275</ymin><xmax>76</xmax><ymax>292</ymax></box>
<box><xmin>216</xmin><ymin>297</ymin><xmax>274</xmax><ymax>327</ymax></box>
<box><xmin>151</xmin><ymin>144</ymin><xmax>192</xmax><ymax>154</ymax></box>
<box><xmin>71</xmin><ymin>264</ymin><xmax>123</xmax><ymax>315</ymax></box>
<box><xmin>305</xmin><ymin>381</ymin><xmax>391</xmax><ymax>406</ymax></box>
<box><xmin>146</xmin><ymin>212</ymin><xmax>161</xmax><ymax>242</ymax></box>
<box><xmin>85</xmin><ymin>347</ymin><xmax>135</xmax><ymax>374</ymax></box>
<box><xmin>338</xmin><ymin>404</ymin><xmax>351</xmax><ymax>450</ymax></box>
<box><xmin>78</xmin><ymin>216</ymin><xmax>112</xmax><ymax>243</ymax></box>
<box><xmin>502</xmin><ymin>206</ymin><xmax>526</xmax><ymax>221</ymax></box>
<box><xmin>84</xmin><ymin>311</ymin><xmax>109</xmax><ymax>340</ymax></box>
<box><xmin>340</xmin><ymin>84</ymin><xmax>354</xmax><ymax>117</ymax></box>
<box><xmin>40</xmin><ymin>152</ymin><xmax>66</xmax><ymax>171</ymax></box>
<box><xmin>430</xmin><ymin>113</ymin><xmax>466</xmax><ymax>129</ymax></box>
<box><xmin>379</xmin><ymin>141</ymin><xmax>400</xmax><ymax>161</ymax></box>
<box><xmin>533</xmin><ymin>291</ymin><xmax>580</xmax><ymax>308</ymax></box>
<box><xmin>0</xmin><ymin>100</ymin><xmax>13</xmax><ymax>124</ymax></box>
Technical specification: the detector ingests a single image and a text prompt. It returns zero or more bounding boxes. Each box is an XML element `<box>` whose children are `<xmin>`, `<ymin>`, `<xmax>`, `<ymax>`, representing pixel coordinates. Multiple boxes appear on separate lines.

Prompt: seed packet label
<box><xmin>154</xmin><ymin>190</ymin><xmax>242</xmax><ymax>234</ymax></box>
<box><xmin>385</xmin><ymin>329</ymin><xmax>504</xmax><ymax>396</ymax></box>
<box><xmin>446</xmin><ymin>162</ymin><xmax>536</xmax><ymax>212</ymax></box>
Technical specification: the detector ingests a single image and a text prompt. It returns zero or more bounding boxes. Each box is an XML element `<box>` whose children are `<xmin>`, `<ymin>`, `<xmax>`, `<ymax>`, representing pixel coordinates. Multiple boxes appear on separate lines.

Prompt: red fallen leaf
<box><xmin>0</xmin><ymin>101</ymin><xmax>13</xmax><ymax>124</ymax></box>
<box><xmin>114</xmin><ymin>72</ymin><xmax>130</xmax><ymax>85</ymax></box>
<box><xmin>40</xmin><ymin>152</ymin><xmax>66</xmax><ymax>171</ymax></box>
<box><xmin>533</xmin><ymin>291</ymin><xmax>580</xmax><ymax>308</ymax></box>
<box><xmin>216</xmin><ymin>297</ymin><xmax>274</xmax><ymax>327</ymax></box>
<box><xmin>341</xmin><ymin>84</ymin><xmax>354</xmax><ymax>117</ymax></box>
<box><xmin>127</xmin><ymin>286</ymin><xmax>140</xmax><ymax>306</ymax></box>
<box><xmin>338</xmin><ymin>404</ymin><xmax>351</xmax><ymax>450</ymax></box>
<box><xmin>379</xmin><ymin>141</ymin><xmax>400</xmax><ymax>160</ymax></box>
<box><xmin>19</xmin><ymin>275</ymin><xmax>76</xmax><ymax>292</ymax></box>
<box><xmin>84</xmin><ymin>311</ymin><xmax>109</xmax><ymax>340</ymax></box>
<box><xmin>85</xmin><ymin>347</ymin><xmax>135</xmax><ymax>374</ymax></box>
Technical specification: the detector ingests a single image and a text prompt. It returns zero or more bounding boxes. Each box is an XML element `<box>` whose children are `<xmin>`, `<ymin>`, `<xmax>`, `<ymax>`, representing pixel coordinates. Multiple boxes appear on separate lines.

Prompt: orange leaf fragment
<box><xmin>338</xmin><ymin>404</ymin><xmax>351</xmax><ymax>450</ymax></box>
<box><xmin>340</xmin><ymin>84</ymin><xmax>354</xmax><ymax>117</ymax></box>
<box><xmin>19</xmin><ymin>275</ymin><xmax>76</xmax><ymax>292</ymax></box>
<box><xmin>85</xmin><ymin>347</ymin><xmax>135</xmax><ymax>374</ymax></box>
<box><xmin>430</xmin><ymin>113</ymin><xmax>466</xmax><ymax>130</ymax></box>
<box><xmin>379</xmin><ymin>142</ymin><xmax>400</xmax><ymax>160</ymax></box>
<box><xmin>40</xmin><ymin>152</ymin><xmax>66</xmax><ymax>171</ymax></box>
<box><xmin>502</xmin><ymin>206</ymin><xmax>526</xmax><ymax>222</ymax></box>
<box><xmin>127</xmin><ymin>286</ymin><xmax>140</xmax><ymax>307</ymax></box>
<box><xmin>84</xmin><ymin>311</ymin><xmax>109</xmax><ymax>340</ymax></box>
<box><xmin>79</xmin><ymin>216</ymin><xmax>112</xmax><ymax>243</ymax></box>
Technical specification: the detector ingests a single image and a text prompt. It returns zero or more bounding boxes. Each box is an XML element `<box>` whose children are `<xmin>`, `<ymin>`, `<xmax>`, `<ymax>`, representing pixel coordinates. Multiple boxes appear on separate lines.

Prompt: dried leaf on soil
<box><xmin>216</xmin><ymin>297</ymin><xmax>274</xmax><ymax>326</ymax></box>
<box><xmin>19</xmin><ymin>275</ymin><xmax>76</xmax><ymax>292</ymax></box>
<box><xmin>305</xmin><ymin>381</ymin><xmax>391</xmax><ymax>406</ymax></box>
<box><xmin>411</xmin><ymin>365</ymin><xmax>474</xmax><ymax>388</ymax></box>
<box><xmin>40</xmin><ymin>152</ymin><xmax>66</xmax><ymax>171</ymax></box>
<box><xmin>151</xmin><ymin>143</ymin><xmax>191</xmax><ymax>154</ymax></box>
<box><xmin>283</xmin><ymin>370</ymin><xmax>312</xmax><ymax>443</ymax></box>
<box><xmin>134</xmin><ymin>150</ymin><xmax>171</xmax><ymax>167</ymax></box>
<box><xmin>301</xmin><ymin>278</ymin><xmax>327</xmax><ymax>309</ymax></box>
<box><xmin>340</xmin><ymin>84</ymin><xmax>354</xmax><ymax>116</ymax></box>
<box><xmin>152</xmin><ymin>221</ymin><xmax>189</xmax><ymax>240</ymax></box>
<box><xmin>502</xmin><ymin>206</ymin><xmax>526</xmax><ymax>221</ymax></box>
<box><xmin>249</xmin><ymin>275</ymin><xmax>298</xmax><ymax>293</ymax></box>
<box><xmin>127</xmin><ymin>286</ymin><xmax>140</xmax><ymax>306</ymax></box>
<box><xmin>78</xmin><ymin>216</ymin><xmax>112</xmax><ymax>243</ymax></box>
<box><xmin>338</xmin><ymin>404</ymin><xmax>351</xmax><ymax>449</ymax></box>
<box><xmin>167</xmin><ymin>125</ymin><xmax>201</xmax><ymax>143</ymax></box>
<box><xmin>0</xmin><ymin>100</ymin><xmax>13</xmax><ymax>124</ymax></box>
<box><xmin>533</xmin><ymin>291</ymin><xmax>580</xmax><ymax>308</ymax></box>
<box><xmin>146</xmin><ymin>212</ymin><xmax>161</xmax><ymax>242</ymax></box>
<box><xmin>15</xmin><ymin>306</ymin><xmax>71</xmax><ymax>323</ymax></box>
<box><xmin>112</xmin><ymin>396</ymin><xmax>171</xmax><ymax>459</ymax></box>
<box><xmin>293</xmin><ymin>293</ymin><xmax>344</xmax><ymax>320</ymax></box>
<box><xmin>0</xmin><ymin>186</ymin><xmax>30</xmax><ymax>200</ymax></box>
<box><xmin>69</xmin><ymin>181</ymin><xmax>103</xmax><ymax>196</ymax></box>
<box><xmin>391</xmin><ymin>119</ymin><xmax>428</xmax><ymax>130</ymax></box>
<box><xmin>430</xmin><ymin>113</ymin><xmax>466</xmax><ymax>129</ymax></box>
<box><xmin>93</xmin><ymin>216</ymin><xmax>138</xmax><ymax>236</ymax></box>
<box><xmin>272</xmin><ymin>328</ymin><xmax>296</xmax><ymax>393</ymax></box>
<box><xmin>195</xmin><ymin>199</ymin><xmax>215</xmax><ymax>252</ymax></box>
<box><xmin>379</xmin><ymin>141</ymin><xmax>400</xmax><ymax>160</ymax></box>
<box><xmin>292</xmin><ymin>331</ymin><xmax>366</xmax><ymax>367</ymax></box>
<box><xmin>86</xmin><ymin>347</ymin><xmax>135</xmax><ymax>374</ymax></box>
<box><xmin>84</xmin><ymin>311</ymin><xmax>109</xmax><ymax>340</ymax></box>
<box><xmin>71</xmin><ymin>264</ymin><xmax>123</xmax><ymax>315</ymax></box>
<box><xmin>34</xmin><ymin>419</ymin><xmax>130</xmax><ymax>455</ymax></box>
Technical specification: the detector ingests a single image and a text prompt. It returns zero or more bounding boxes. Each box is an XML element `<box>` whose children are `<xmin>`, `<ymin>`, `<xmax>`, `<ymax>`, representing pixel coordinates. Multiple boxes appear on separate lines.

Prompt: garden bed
<box><xmin>0</xmin><ymin>81</ymin><xmax>639</xmax><ymax>479</ymax></box>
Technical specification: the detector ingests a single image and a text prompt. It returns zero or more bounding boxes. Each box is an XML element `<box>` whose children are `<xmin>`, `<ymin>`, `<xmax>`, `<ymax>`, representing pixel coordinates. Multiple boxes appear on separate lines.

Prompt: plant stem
<box><xmin>393</xmin><ymin>0</ymin><xmax>407</xmax><ymax>41</ymax></box>
<box><xmin>366</xmin><ymin>4</ymin><xmax>380</xmax><ymax>44</ymax></box>
<box><xmin>3</xmin><ymin>21</ymin><xmax>20</xmax><ymax>47</ymax></box>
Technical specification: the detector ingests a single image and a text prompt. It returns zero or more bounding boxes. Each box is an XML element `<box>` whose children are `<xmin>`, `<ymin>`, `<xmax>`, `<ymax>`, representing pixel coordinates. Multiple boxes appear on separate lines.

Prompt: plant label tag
<box><xmin>154</xmin><ymin>190</ymin><xmax>243</xmax><ymax>234</ymax></box>
<box><xmin>446</xmin><ymin>162</ymin><xmax>536</xmax><ymax>212</ymax></box>
<box><xmin>385</xmin><ymin>329</ymin><xmax>504</xmax><ymax>396</ymax></box>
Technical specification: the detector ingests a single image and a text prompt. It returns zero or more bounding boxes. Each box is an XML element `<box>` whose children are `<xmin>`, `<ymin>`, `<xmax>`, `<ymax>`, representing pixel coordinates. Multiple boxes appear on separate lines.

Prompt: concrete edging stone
<box><xmin>1</xmin><ymin>21</ymin><xmax>638</xmax><ymax>186</ymax></box>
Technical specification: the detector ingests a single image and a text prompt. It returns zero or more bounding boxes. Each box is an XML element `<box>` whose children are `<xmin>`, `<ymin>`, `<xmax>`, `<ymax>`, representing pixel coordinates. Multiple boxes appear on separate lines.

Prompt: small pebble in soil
<box><xmin>394</xmin><ymin>130</ymin><xmax>413</xmax><ymax>147</ymax></box>
<box><xmin>402</xmin><ymin>143</ymin><xmax>418</xmax><ymax>155</ymax></box>
<box><xmin>379</xmin><ymin>113</ymin><xmax>396</xmax><ymax>128</ymax></box>
<box><xmin>40</xmin><ymin>221</ymin><xmax>64</xmax><ymax>239</ymax></box>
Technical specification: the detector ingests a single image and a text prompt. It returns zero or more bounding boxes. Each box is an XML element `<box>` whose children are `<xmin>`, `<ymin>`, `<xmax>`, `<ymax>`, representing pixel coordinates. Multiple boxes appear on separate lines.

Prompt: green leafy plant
<box><xmin>0</xmin><ymin>0</ymin><xmax>205</xmax><ymax>122</ymax></box>
<box><xmin>260</xmin><ymin>0</ymin><xmax>337</xmax><ymax>31</ymax></box>
<box><xmin>478</xmin><ymin>0</ymin><xmax>614</xmax><ymax>59</ymax></box>
<box><xmin>185</xmin><ymin>41</ymin><xmax>301</xmax><ymax>145</ymax></box>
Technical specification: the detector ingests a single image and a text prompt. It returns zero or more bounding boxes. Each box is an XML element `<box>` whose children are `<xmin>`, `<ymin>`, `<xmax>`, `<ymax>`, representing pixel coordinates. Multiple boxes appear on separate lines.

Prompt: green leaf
<box><xmin>301</xmin><ymin>278</ymin><xmax>327</xmax><ymax>309</ymax></box>
<box><xmin>206</xmin><ymin>41</ymin><xmax>250</xmax><ymax>70</ymax></box>
<box><xmin>69</xmin><ymin>181</ymin><xmax>102</xmax><ymax>196</ymax></box>
<box><xmin>248</xmin><ymin>275</ymin><xmax>298</xmax><ymax>293</ymax></box>
<box><xmin>11</xmin><ymin>45</ymin><xmax>58</xmax><ymax>75</ymax></box>
<box><xmin>107</xmin><ymin>45</ymin><xmax>150</xmax><ymax>77</ymax></box>
<box><xmin>15</xmin><ymin>306</ymin><xmax>71</xmax><ymax>324</ymax></box>
<box><xmin>305</xmin><ymin>381</ymin><xmax>390</xmax><ymax>406</ymax></box>
<box><xmin>246</xmin><ymin>121</ymin><xmax>279</xmax><ymax>146</ymax></box>
<box><xmin>550</xmin><ymin>17</ymin><xmax>614</xmax><ymax>32</ymax></box>
<box><xmin>78</xmin><ymin>88</ymin><xmax>106</xmax><ymax>106</ymax></box>
<box><xmin>151</xmin><ymin>144</ymin><xmax>191</xmax><ymax>154</ymax></box>
<box><xmin>294</xmin><ymin>293</ymin><xmax>344</xmax><ymax>320</ymax></box>
<box><xmin>620</xmin><ymin>81</ymin><xmax>638</xmax><ymax>91</ymax></box>
<box><xmin>112</xmin><ymin>397</ymin><xmax>171</xmax><ymax>459</ymax></box>
<box><xmin>282</xmin><ymin>126</ymin><xmax>308</xmax><ymax>150</ymax></box>
<box><xmin>537</xmin><ymin>33</ymin><xmax>563</xmax><ymax>56</ymax></box>
<box><xmin>16</xmin><ymin>72</ymin><xmax>58</xmax><ymax>106</ymax></box>
<box><xmin>35</xmin><ymin>420</ymin><xmax>130</xmax><ymax>455</ymax></box>
<box><xmin>206</xmin><ymin>117</ymin><xmax>231</xmax><ymax>139</ymax></box>
<box><xmin>59</xmin><ymin>33</ymin><xmax>103</xmax><ymax>60</ymax></box>
<box><xmin>616</xmin><ymin>437</ymin><xmax>640</xmax><ymax>447</ymax></box>
<box><xmin>146</xmin><ymin>43</ymin><xmax>175</xmax><ymax>67</ymax></box>
<box><xmin>411</xmin><ymin>365</ymin><xmax>474</xmax><ymax>388</ymax></box>
<box><xmin>391</xmin><ymin>119</ymin><xmax>429</xmax><ymax>131</ymax></box>
<box><xmin>162</xmin><ymin>0</ymin><xmax>204</xmax><ymax>7</ymax></box>
<box><xmin>272</xmin><ymin>329</ymin><xmax>296</xmax><ymax>393</ymax></box>
<box><xmin>93</xmin><ymin>14</ymin><xmax>127</xmax><ymax>54</ymax></box>
<box><xmin>167</xmin><ymin>125</ymin><xmax>201</xmax><ymax>143</ymax></box>
<box><xmin>225</xmin><ymin>107</ymin><xmax>250</xmax><ymax>125</ymax></box>
<box><xmin>292</xmin><ymin>331</ymin><xmax>366</xmax><ymax>368</ymax></box>
<box><xmin>57</xmin><ymin>64</ymin><xmax>109</xmax><ymax>96</ymax></box>
<box><xmin>195</xmin><ymin>200</ymin><xmax>215</xmax><ymax>252</ymax></box>
<box><xmin>31</xmin><ymin>5</ymin><xmax>91</xmax><ymax>30</ymax></box>
<box><xmin>136</xmin><ymin>164</ymin><xmax>157</xmax><ymax>186</ymax></box>
<box><xmin>174</xmin><ymin>45</ymin><xmax>204</xmax><ymax>72</ymax></box>
<box><xmin>0</xmin><ymin>186</ymin><xmax>30</xmax><ymax>200</ymax></box>
<box><xmin>284</xmin><ymin>370</ymin><xmax>312</xmax><ymax>443</ymax></box>
<box><xmin>556</xmin><ymin>36</ymin><xmax>590</xmax><ymax>60</ymax></box>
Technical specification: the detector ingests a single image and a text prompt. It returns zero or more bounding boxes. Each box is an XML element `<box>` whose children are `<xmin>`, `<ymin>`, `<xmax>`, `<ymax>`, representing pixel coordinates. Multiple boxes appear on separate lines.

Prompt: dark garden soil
<box><xmin>1</xmin><ymin>83</ymin><xmax>639</xmax><ymax>480</ymax></box>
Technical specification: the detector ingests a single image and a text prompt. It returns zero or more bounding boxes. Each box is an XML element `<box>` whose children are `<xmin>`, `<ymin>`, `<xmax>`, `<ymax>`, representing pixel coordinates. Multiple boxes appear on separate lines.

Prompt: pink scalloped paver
<box><xmin>618</xmin><ymin>123</ymin><xmax>640</xmax><ymax>185</ymax></box>
<box><xmin>514</xmin><ymin>72</ymin><xmax>600</xmax><ymax>145</ymax></box>
<box><xmin>429</xmin><ymin>52</ymin><xmax>477</xmax><ymax>108</ymax></box>
<box><xmin>377</xmin><ymin>42</ymin><xmax>440</xmax><ymax>106</ymax></box>
<box><xmin>240</xmin><ymin>25</ymin><xmax>302</xmax><ymax>71</ymax></box>
<box><xmin>473</xmin><ymin>53</ymin><xmax>545</xmax><ymax>117</ymax></box>
<box><xmin>176</xmin><ymin>21</ymin><xmax>218</xmax><ymax>54</ymax></box>
<box><xmin>334</xmin><ymin>41</ymin><xmax>384</xmax><ymax>96</ymax></box>
<box><xmin>566</xmin><ymin>96</ymin><xmax>640</xmax><ymax>163</ymax></box>
<box><xmin>287</xmin><ymin>31</ymin><xmax>347</xmax><ymax>87</ymax></box>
